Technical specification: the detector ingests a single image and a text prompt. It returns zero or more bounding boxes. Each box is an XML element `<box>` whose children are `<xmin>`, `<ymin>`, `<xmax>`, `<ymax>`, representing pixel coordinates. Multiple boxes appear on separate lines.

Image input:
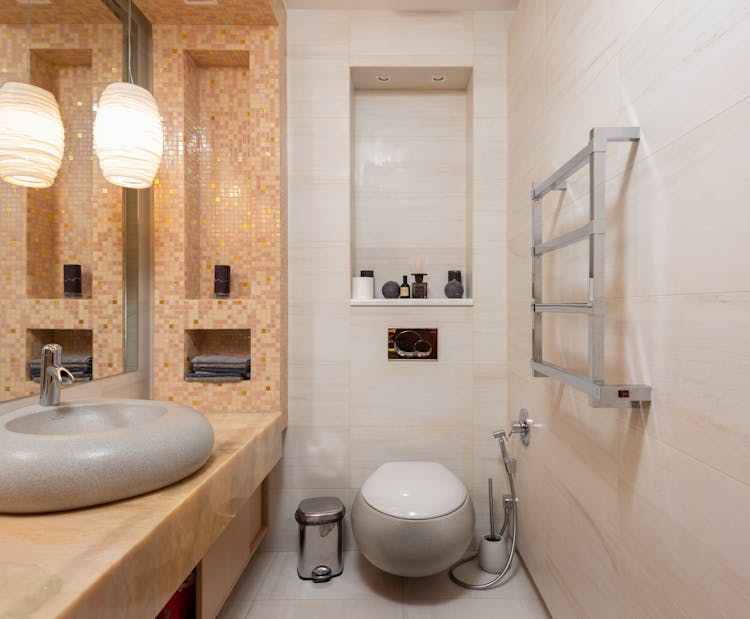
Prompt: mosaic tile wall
<box><xmin>135</xmin><ymin>0</ymin><xmax>277</xmax><ymax>27</ymax></box>
<box><xmin>0</xmin><ymin>23</ymin><xmax>124</xmax><ymax>402</ymax></box>
<box><xmin>0</xmin><ymin>0</ymin><xmax>117</xmax><ymax>26</ymax></box>
<box><xmin>28</xmin><ymin>53</ymin><xmax>93</xmax><ymax>300</ymax></box>
<box><xmin>152</xmin><ymin>24</ymin><xmax>284</xmax><ymax>415</ymax></box>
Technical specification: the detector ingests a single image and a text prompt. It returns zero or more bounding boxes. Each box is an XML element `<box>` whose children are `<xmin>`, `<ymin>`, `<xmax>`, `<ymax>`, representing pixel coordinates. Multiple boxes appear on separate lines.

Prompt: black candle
<box><xmin>214</xmin><ymin>265</ymin><xmax>230</xmax><ymax>297</ymax></box>
<box><xmin>63</xmin><ymin>264</ymin><xmax>82</xmax><ymax>298</ymax></box>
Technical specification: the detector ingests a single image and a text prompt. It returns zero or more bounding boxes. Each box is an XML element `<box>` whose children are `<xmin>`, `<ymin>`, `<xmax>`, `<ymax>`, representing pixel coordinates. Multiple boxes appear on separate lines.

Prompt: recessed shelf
<box><xmin>184</xmin><ymin>329</ymin><xmax>251</xmax><ymax>382</ymax></box>
<box><xmin>26</xmin><ymin>329</ymin><xmax>93</xmax><ymax>382</ymax></box>
<box><xmin>183</xmin><ymin>49</ymin><xmax>254</xmax><ymax>301</ymax></box>
<box><xmin>26</xmin><ymin>49</ymin><xmax>93</xmax><ymax>301</ymax></box>
<box><xmin>350</xmin><ymin>298</ymin><xmax>473</xmax><ymax>307</ymax></box>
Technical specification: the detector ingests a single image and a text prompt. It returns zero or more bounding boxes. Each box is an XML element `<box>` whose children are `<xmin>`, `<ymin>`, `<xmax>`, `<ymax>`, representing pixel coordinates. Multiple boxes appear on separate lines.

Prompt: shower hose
<box><xmin>448</xmin><ymin>431</ymin><xmax>517</xmax><ymax>590</ymax></box>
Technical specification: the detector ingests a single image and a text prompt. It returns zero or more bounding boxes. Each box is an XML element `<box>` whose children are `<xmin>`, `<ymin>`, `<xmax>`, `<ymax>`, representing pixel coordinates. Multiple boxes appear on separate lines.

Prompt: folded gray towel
<box><xmin>29</xmin><ymin>355</ymin><xmax>92</xmax><ymax>368</ymax></box>
<box><xmin>191</xmin><ymin>354</ymin><xmax>251</xmax><ymax>365</ymax></box>
<box><xmin>192</xmin><ymin>364</ymin><xmax>250</xmax><ymax>372</ymax></box>
<box><xmin>185</xmin><ymin>374</ymin><xmax>245</xmax><ymax>382</ymax></box>
<box><xmin>192</xmin><ymin>369</ymin><xmax>250</xmax><ymax>377</ymax></box>
<box><xmin>62</xmin><ymin>354</ymin><xmax>93</xmax><ymax>364</ymax></box>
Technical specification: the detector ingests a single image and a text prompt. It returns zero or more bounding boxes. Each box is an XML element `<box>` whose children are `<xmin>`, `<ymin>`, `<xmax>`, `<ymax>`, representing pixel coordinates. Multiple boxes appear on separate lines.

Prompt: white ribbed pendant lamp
<box><xmin>94</xmin><ymin>82</ymin><xmax>163</xmax><ymax>188</ymax></box>
<box><xmin>0</xmin><ymin>1</ymin><xmax>65</xmax><ymax>189</ymax></box>
<box><xmin>0</xmin><ymin>82</ymin><xmax>65</xmax><ymax>188</ymax></box>
<box><xmin>93</xmin><ymin>0</ymin><xmax>163</xmax><ymax>188</ymax></box>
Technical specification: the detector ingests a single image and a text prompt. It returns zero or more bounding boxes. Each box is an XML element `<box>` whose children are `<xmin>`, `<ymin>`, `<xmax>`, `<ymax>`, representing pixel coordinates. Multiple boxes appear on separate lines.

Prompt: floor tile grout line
<box><xmin>252</xmin><ymin>551</ymin><xmax>282</xmax><ymax>603</ymax></box>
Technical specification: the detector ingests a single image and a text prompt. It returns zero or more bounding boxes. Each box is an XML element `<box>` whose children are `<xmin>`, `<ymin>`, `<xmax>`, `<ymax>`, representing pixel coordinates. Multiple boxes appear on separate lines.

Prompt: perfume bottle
<box><xmin>399</xmin><ymin>275</ymin><xmax>410</xmax><ymax>298</ymax></box>
<box><xmin>411</xmin><ymin>273</ymin><xmax>428</xmax><ymax>299</ymax></box>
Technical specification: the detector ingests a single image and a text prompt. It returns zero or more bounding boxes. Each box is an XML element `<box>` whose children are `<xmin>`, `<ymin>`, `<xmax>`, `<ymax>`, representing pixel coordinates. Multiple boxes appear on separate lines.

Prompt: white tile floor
<box><xmin>217</xmin><ymin>551</ymin><xmax>551</xmax><ymax>619</ymax></box>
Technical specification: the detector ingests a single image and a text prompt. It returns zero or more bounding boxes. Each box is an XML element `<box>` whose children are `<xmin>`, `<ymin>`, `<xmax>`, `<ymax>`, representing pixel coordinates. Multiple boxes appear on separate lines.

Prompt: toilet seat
<box><xmin>360</xmin><ymin>461</ymin><xmax>467</xmax><ymax>520</ymax></box>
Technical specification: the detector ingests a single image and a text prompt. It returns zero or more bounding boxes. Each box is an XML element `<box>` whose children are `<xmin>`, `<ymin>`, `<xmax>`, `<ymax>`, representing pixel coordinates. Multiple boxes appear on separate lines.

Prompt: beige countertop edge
<box><xmin>0</xmin><ymin>410</ymin><xmax>285</xmax><ymax>619</ymax></box>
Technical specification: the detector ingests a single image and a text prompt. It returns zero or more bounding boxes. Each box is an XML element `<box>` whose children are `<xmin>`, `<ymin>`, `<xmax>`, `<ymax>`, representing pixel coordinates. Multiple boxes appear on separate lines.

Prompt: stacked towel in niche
<box><xmin>29</xmin><ymin>354</ymin><xmax>93</xmax><ymax>382</ymax></box>
<box><xmin>185</xmin><ymin>354</ymin><xmax>251</xmax><ymax>382</ymax></box>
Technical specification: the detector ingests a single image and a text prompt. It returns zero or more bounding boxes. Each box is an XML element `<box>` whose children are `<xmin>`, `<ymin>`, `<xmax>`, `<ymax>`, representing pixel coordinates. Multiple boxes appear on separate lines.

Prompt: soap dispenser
<box><xmin>399</xmin><ymin>275</ymin><xmax>410</xmax><ymax>298</ymax></box>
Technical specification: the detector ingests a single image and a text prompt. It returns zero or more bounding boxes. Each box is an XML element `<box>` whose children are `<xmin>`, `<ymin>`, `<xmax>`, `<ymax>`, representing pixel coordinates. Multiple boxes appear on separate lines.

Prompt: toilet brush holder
<box><xmin>478</xmin><ymin>534</ymin><xmax>508</xmax><ymax>574</ymax></box>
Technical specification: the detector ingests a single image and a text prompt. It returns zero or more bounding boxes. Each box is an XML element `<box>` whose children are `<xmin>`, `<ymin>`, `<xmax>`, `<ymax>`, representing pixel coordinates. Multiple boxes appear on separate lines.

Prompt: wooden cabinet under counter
<box><xmin>197</xmin><ymin>484</ymin><xmax>266</xmax><ymax>619</ymax></box>
<box><xmin>0</xmin><ymin>410</ymin><xmax>284</xmax><ymax>619</ymax></box>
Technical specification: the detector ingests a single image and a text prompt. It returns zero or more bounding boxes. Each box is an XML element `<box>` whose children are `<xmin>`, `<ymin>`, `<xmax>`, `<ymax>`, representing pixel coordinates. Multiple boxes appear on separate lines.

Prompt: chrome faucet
<box><xmin>40</xmin><ymin>343</ymin><xmax>75</xmax><ymax>406</ymax></box>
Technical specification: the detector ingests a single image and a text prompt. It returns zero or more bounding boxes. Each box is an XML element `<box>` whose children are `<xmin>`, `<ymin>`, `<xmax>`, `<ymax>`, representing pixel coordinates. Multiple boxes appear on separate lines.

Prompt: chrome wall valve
<box><xmin>510</xmin><ymin>409</ymin><xmax>533</xmax><ymax>447</ymax></box>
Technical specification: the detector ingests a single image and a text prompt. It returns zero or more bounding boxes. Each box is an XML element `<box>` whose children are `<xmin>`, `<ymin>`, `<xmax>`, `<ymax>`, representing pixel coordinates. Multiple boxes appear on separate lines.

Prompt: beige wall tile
<box><xmin>287</xmin><ymin>362</ymin><xmax>350</xmax><ymax>428</ymax></box>
<box><xmin>288</xmin><ymin>180</ymin><xmax>351</xmax><ymax>244</ymax></box>
<box><xmin>278</xmin><ymin>8</ymin><xmax>509</xmax><ymax>564</ymax></box>
<box><xmin>354</xmin><ymin>91</ymin><xmax>467</xmax><ymax>137</ymax></box>
<box><xmin>349</xmin><ymin>11</ymin><xmax>473</xmax><ymax>58</ymax></box>
<box><xmin>354</xmin><ymin>136</ymin><xmax>467</xmax><ymax>194</ymax></box>
<box><xmin>287</xmin><ymin>55</ymin><xmax>350</xmax><ymax>119</ymax></box>
<box><xmin>268</xmin><ymin>426</ymin><xmax>350</xmax><ymax>489</ymax></box>
<box><xmin>288</xmin><ymin>243</ymin><xmax>350</xmax><ymax>303</ymax></box>
<box><xmin>509</xmin><ymin>1</ymin><xmax>750</xmax><ymax>616</ymax></box>
<box><xmin>287</xmin><ymin>10</ymin><xmax>350</xmax><ymax>57</ymax></box>
<box><xmin>288</xmin><ymin>302</ymin><xmax>350</xmax><ymax>366</ymax></box>
<box><xmin>472</xmin><ymin>54</ymin><xmax>508</xmax><ymax>119</ymax></box>
<box><xmin>619</xmin><ymin>0</ymin><xmax>750</xmax><ymax>161</ymax></box>
<box><xmin>288</xmin><ymin>117</ymin><xmax>350</xmax><ymax>181</ymax></box>
<box><xmin>473</xmin><ymin>11</ymin><xmax>514</xmax><ymax>56</ymax></box>
<box><xmin>349</xmin><ymin>362</ymin><xmax>473</xmax><ymax>429</ymax></box>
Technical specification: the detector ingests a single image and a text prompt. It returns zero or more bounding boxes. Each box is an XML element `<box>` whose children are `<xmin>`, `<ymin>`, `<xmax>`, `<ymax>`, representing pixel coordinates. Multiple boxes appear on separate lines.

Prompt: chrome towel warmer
<box><xmin>530</xmin><ymin>127</ymin><xmax>652</xmax><ymax>408</ymax></box>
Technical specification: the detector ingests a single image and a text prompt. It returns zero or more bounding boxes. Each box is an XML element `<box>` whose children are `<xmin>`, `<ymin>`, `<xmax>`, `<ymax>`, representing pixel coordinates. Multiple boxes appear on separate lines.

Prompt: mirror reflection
<box><xmin>0</xmin><ymin>0</ymin><xmax>137</xmax><ymax>402</ymax></box>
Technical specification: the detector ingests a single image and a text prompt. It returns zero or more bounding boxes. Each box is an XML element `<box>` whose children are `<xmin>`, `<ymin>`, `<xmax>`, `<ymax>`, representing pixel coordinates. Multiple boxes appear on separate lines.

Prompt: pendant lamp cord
<box><xmin>127</xmin><ymin>0</ymin><xmax>133</xmax><ymax>84</ymax></box>
<box><xmin>25</xmin><ymin>0</ymin><xmax>30</xmax><ymax>82</ymax></box>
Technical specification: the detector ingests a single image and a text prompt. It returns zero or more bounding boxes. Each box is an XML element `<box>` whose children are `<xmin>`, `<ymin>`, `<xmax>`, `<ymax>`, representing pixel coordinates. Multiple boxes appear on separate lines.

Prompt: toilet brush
<box><xmin>478</xmin><ymin>478</ymin><xmax>507</xmax><ymax>574</ymax></box>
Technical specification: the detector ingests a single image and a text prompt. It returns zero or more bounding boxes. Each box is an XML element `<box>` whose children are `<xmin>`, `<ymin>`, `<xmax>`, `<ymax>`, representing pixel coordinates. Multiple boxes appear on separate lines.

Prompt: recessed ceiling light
<box><xmin>183</xmin><ymin>0</ymin><xmax>218</xmax><ymax>5</ymax></box>
<box><xmin>432</xmin><ymin>75</ymin><xmax>446</xmax><ymax>83</ymax></box>
<box><xmin>376</xmin><ymin>75</ymin><xmax>391</xmax><ymax>83</ymax></box>
<box><xmin>15</xmin><ymin>0</ymin><xmax>51</xmax><ymax>4</ymax></box>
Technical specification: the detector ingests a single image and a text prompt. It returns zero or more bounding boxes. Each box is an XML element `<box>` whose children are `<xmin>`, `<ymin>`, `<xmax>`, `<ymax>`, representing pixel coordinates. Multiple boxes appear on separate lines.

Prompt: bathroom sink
<box><xmin>0</xmin><ymin>399</ymin><xmax>215</xmax><ymax>514</ymax></box>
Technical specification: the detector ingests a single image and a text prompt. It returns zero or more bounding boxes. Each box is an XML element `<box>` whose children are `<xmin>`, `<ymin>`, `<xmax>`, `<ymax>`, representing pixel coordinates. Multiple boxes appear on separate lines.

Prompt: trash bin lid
<box><xmin>295</xmin><ymin>496</ymin><xmax>345</xmax><ymax>524</ymax></box>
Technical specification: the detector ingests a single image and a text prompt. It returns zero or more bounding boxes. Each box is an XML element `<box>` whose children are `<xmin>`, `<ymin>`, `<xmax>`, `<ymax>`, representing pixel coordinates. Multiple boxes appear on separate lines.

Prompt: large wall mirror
<box><xmin>0</xmin><ymin>0</ymin><xmax>150</xmax><ymax>403</ymax></box>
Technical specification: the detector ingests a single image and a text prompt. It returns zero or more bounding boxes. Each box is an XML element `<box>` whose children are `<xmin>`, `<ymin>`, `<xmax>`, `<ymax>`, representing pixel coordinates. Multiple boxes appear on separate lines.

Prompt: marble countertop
<box><xmin>0</xmin><ymin>410</ymin><xmax>285</xmax><ymax>619</ymax></box>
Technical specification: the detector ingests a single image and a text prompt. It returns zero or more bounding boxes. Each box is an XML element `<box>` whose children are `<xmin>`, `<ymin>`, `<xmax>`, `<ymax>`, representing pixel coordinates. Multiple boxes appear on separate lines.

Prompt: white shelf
<box><xmin>350</xmin><ymin>298</ymin><xmax>473</xmax><ymax>307</ymax></box>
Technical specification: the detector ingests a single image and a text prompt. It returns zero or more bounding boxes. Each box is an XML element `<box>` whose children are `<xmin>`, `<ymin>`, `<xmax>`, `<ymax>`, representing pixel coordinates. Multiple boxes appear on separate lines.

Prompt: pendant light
<box><xmin>93</xmin><ymin>0</ymin><xmax>163</xmax><ymax>189</ymax></box>
<box><xmin>0</xmin><ymin>2</ymin><xmax>65</xmax><ymax>188</ymax></box>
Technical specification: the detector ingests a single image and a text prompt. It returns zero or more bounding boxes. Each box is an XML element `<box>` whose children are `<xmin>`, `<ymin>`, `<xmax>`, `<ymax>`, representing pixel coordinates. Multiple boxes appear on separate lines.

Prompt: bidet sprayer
<box><xmin>491</xmin><ymin>409</ymin><xmax>534</xmax><ymax>449</ymax></box>
<box><xmin>492</xmin><ymin>428</ymin><xmax>507</xmax><ymax>442</ymax></box>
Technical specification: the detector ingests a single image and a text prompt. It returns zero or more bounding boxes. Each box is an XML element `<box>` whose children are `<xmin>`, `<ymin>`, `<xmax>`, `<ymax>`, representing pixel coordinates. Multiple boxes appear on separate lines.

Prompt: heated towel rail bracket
<box><xmin>530</xmin><ymin>127</ymin><xmax>652</xmax><ymax>408</ymax></box>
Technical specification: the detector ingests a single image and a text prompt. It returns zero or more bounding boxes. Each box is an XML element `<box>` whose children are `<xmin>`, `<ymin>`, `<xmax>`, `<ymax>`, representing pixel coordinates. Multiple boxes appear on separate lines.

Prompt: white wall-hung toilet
<box><xmin>351</xmin><ymin>461</ymin><xmax>474</xmax><ymax>577</ymax></box>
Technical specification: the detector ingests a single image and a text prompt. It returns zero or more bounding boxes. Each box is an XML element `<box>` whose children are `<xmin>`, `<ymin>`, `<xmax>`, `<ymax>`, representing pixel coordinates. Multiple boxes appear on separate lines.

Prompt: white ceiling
<box><xmin>285</xmin><ymin>1</ymin><xmax>518</xmax><ymax>10</ymax></box>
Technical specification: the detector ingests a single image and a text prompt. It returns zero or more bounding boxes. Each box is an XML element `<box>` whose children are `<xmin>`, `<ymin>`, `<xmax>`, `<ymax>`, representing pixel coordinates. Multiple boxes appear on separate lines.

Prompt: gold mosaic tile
<box><xmin>153</xmin><ymin>23</ymin><xmax>284</xmax><ymax>414</ymax></box>
<box><xmin>0</xmin><ymin>1</ymin><xmax>117</xmax><ymax>26</ymax></box>
<box><xmin>0</xmin><ymin>24</ymin><xmax>124</xmax><ymax>401</ymax></box>
<box><xmin>135</xmin><ymin>0</ymin><xmax>277</xmax><ymax>27</ymax></box>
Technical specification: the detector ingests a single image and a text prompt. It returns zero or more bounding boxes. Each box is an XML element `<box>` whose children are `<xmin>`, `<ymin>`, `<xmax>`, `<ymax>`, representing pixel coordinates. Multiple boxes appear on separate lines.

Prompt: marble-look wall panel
<box><xmin>274</xmin><ymin>9</ymin><xmax>512</xmax><ymax>555</ymax></box>
<box><xmin>508</xmin><ymin>1</ymin><xmax>750</xmax><ymax>617</ymax></box>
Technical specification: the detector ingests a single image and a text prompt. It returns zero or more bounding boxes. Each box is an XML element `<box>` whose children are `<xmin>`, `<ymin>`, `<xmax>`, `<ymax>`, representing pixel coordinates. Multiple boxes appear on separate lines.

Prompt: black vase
<box><xmin>444</xmin><ymin>270</ymin><xmax>463</xmax><ymax>298</ymax></box>
<box><xmin>382</xmin><ymin>280</ymin><xmax>400</xmax><ymax>299</ymax></box>
<box><xmin>214</xmin><ymin>265</ymin><xmax>230</xmax><ymax>297</ymax></box>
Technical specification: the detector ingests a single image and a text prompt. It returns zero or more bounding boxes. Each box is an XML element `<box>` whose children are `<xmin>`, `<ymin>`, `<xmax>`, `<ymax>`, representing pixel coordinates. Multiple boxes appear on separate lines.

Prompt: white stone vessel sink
<box><xmin>0</xmin><ymin>399</ymin><xmax>215</xmax><ymax>514</ymax></box>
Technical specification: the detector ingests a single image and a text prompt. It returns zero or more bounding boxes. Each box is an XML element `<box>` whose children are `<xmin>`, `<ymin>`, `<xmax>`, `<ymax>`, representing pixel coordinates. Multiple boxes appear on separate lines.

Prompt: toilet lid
<box><xmin>360</xmin><ymin>461</ymin><xmax>467</xmax><ymax>520</ymax></box>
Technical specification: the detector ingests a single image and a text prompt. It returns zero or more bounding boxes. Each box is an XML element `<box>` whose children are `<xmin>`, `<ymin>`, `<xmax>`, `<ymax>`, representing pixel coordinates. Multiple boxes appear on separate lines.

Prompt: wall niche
<box><xmin>26</xmin><ymin>49</ymin><xmax>93</xmax><ymax>300</ymax></box>
<box><xmin>350</xmin><ymin>66</ymin><xmax>474</xmax><ymax>303</ymax></box>
<box><xmin>183</xmin><ymin>49</ymin><xmax>254</xmax><ymax>301</ymax></box>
